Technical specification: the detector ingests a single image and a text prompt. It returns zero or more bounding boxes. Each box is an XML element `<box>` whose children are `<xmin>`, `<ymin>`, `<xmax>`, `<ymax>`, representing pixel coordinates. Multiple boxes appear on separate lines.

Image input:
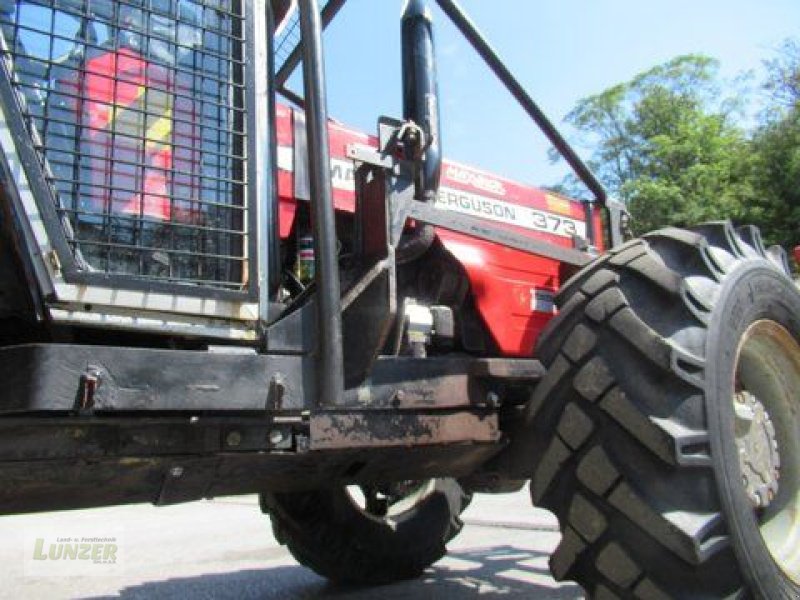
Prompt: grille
<box><xmin>273</xmin><ymin>0</ymin><xmax>334</xmax><ymax>76</ymax></box>
<box><xmin>273</xmin><ymin>0</ymin><xmax>300</xmax><ymax>69</ymax></box>
<box><xmin>0</xmin><ymin>0</ymin><xmax>248</xmax><ymax>290</ymax></box>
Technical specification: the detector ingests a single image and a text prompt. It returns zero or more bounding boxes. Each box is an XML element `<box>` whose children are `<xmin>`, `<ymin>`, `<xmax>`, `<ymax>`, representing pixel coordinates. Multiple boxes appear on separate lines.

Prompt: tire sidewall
<box><xmin>329</xmin><ymin>478</ymin><xmax>461</xmax><ymax>542</ymax></box>
<box><xmin>262</xmin><ymin>477</ymin><xmax>468</xmax><ymax>583</ymax></box>
<box><xmin>706</xmin><ymin>260</ymin><xmax>800</xmax><ymax>598</ymax></box>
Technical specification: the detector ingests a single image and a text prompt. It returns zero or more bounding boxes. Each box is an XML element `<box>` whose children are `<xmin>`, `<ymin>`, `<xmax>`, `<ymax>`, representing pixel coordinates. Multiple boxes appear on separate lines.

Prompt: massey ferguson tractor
<box><xmin>0</xmin><ymin>0</ymin><xmax>798</xmax><ymax>597</ymax></box>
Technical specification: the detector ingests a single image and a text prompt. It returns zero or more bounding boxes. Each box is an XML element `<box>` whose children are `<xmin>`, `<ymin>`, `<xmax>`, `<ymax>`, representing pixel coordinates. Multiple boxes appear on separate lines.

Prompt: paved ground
<box><xmin>0</xmin><ymin>490</ymin><xmax>583</xmax><ymax>599</ymax></box>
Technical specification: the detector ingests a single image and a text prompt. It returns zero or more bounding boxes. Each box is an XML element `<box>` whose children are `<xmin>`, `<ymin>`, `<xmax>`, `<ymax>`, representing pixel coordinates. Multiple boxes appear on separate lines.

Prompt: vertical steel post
<box><xmin>265</xmin><ymin>3</ymin><xmax>282</xmax><ymax>297</ymax></box>
<box><xmin>247</xmin><ymin>0</ymin><xmax>274</xmax><ymax>323</ymax></box>
<box><xmin>298</xmin><ymin>0</ymin><xmax>344</xmax><ymax>405</ymax></box>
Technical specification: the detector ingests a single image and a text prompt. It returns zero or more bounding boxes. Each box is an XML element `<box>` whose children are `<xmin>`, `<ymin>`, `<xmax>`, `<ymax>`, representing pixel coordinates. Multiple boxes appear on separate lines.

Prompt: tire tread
<box><xmin>527</xmin><ymin>222</ymin><xmax>785</xmax><ymax>598</ymax></box>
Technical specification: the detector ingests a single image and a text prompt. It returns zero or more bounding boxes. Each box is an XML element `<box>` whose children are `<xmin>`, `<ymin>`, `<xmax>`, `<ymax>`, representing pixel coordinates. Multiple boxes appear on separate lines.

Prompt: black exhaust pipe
<box><xmin>402</xmin><ymin>0</ymin><xmax>441</xmax><ymax>199</ymax></box>
<box><xmin>398</xmin><ymin>0</ymin><xmax>440</xmax><ymax>262</ymax></box>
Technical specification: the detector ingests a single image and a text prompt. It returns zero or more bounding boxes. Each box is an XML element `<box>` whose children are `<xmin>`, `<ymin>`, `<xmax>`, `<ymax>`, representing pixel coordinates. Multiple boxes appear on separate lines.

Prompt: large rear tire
<box><xmin>523</xmin><ymin>222</ymin><xmax>800</xmax><ymax>598</ymax></box>
<box><xmin>260</xmin><ymin>478</ymin><xmax>470</xmax><ymax>584</ymax></box>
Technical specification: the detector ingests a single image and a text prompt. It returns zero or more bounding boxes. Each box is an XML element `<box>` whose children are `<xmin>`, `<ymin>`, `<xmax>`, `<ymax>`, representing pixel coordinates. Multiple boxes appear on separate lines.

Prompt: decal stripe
<box><xmin>434</xmin><ymin>187</ymin><xmax>586</xmax><ymax>239</ymax></box>
<box><xmin>277</xmin><ymin>145</ymin><xmax>585</xmax><ymax>239</ymax></box>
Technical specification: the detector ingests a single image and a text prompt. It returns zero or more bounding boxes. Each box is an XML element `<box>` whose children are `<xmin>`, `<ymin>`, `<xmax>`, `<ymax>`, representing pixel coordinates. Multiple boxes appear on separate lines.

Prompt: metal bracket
<box><xmin>607</xmin><ymin>199</ymin><xmax>632</xmax><ymax>249</ymax></box>
<box><xmin>346</xmin><ymin>144</ymin><xmax>399</xmax><ymax>171</ymax></box>
<box><xmin>76</xmin><ymin>367</ymin><xmax>102</xmax><ymax>412</ymax></box>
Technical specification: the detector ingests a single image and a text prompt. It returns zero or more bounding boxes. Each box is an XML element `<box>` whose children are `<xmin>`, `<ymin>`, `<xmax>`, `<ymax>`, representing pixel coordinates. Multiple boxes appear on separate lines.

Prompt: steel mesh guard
<box><xmin>0</xmin><ymin>0</ymin><xmax>248</xmax><ymax>290</ymax></box>
<box><xmin>273</xmin><ymin>0</ymin><xmax>299</xmax><ymax>69</ymax></box>
<box><xmin>273</xmin><ymin>0</ymin><xmax>334</xmax><ymax>75</ymax></box>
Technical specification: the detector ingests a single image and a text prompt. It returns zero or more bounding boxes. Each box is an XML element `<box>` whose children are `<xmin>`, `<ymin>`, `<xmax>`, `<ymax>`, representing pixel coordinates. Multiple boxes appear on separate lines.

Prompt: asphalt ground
<box><xmin>0</xmin><ymin>489</ymin><xmax>583</xmax><ymax>599</ymax></box>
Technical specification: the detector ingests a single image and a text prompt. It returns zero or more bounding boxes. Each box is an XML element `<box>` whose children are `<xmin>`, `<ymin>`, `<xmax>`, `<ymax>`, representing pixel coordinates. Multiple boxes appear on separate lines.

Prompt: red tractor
<box><xmin>0</xmin><ymin>0</ymin><xmax>797</xmax><ymax>597</ymax></box>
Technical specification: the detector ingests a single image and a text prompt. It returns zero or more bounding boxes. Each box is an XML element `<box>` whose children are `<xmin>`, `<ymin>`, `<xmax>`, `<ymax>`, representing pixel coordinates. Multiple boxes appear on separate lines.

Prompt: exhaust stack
<box><xmin>401</xmin><ymin>0</ymin><xmax>442</xmax><ymax>202</ymax></box>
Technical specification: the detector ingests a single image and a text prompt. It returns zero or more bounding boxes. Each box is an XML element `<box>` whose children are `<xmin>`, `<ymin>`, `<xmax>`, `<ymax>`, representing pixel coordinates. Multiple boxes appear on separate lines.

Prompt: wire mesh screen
<box><xmin>273</xmin><ymin>0</ymin><xmax>299</xmax><ymax>69</ymax></box>
<box><xmin>273</xmin><ymin>0</ymin><xmax>333</xmax><ymax>76</ymax></box>
<box><xmin>0</xmin><ymin>0</ymin><xmax>248</xmax><ymax>290</ymax></box>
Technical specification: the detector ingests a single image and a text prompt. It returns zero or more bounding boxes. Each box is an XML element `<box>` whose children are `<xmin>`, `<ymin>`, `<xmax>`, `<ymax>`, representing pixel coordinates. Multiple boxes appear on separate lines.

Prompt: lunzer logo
<box><xmin>32</xmin><ymin>537</ymin><xmax>118</xmax><ymax>563</ymax></box>
<box><xmin>24</xmin><ymin>530</ymin><xmax>124</xmax><ymax>576</ymax></box>
<box><xmin>445</xmin><ymin>165</ymin><xmax>507</xmax><ymax>196</ymax></box>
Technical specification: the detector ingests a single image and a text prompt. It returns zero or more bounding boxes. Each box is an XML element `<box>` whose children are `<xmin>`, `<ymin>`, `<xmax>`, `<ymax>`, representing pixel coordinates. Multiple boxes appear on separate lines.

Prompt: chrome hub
<box><xmin>734</xmin><ymin>319</ymin><xmax>800</xmax><ymax>584</ymax></box>
<box><xmin>734</xmin><ymin>390</ymin><xmax>780</xmax><ymax>509</ymax></box>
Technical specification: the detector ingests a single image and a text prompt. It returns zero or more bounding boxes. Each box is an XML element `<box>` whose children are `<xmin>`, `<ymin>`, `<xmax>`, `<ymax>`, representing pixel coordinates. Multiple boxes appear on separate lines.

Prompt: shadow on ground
<box><xmin>86</xmin><ymin>545</ymin><xmax>582</xmax><ymax>599</ymax></box>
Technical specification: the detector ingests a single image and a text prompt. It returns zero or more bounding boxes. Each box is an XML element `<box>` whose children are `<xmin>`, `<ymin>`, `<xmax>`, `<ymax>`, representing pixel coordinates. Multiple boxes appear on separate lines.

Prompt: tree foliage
<box><xmin>554</xmin><ymin>48</ymin><xmax>799</xmax><ymax>252</ymax></box>
<box><xmin>762</xmin><ymin>38</ymin><xmax>800</xmax><ymax>108</ymax></box>
<box><xmin>556</xmin><ymin>55</ymin><xmax>752</xmax><ymax>234</ymax></box>
<box><xmin>743</xmin><ymin>40</ymin><xmax>800</xmax><ymax>250</ymax></box>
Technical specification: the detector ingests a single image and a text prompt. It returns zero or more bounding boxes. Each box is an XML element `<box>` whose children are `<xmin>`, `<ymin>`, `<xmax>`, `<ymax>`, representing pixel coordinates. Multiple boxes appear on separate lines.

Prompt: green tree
<box><xmin>762</xmin><ymin>38</ymin><xmax>800</xmax><ymax>109</ymax></box>
<box><xmin>554</xmin><ymin>55</ymin><xmax>753</xmax><ymax>234</ymax></box>
<box><xmin>742</xmin><ymin>39</ymin><xmax>800</xmax><ymax>251</ymax></box>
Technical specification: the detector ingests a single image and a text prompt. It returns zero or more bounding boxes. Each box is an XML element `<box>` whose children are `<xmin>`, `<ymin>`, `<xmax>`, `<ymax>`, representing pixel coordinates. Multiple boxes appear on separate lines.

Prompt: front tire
<box><xmin>260</xmin><ymin>478</ymin><xmax>470</xmax><ymax>584</ymax></box>
<box><xmin>522</xmin><ymin>223</ymin><xmax>800</xmax><ymax>598</ymax></box>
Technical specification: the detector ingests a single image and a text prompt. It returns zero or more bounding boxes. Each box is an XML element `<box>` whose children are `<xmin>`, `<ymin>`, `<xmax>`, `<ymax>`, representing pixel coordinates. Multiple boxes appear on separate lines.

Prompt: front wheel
<box><xmin>522</xmin><ymin>223</ymin><xmax>800</xmax><ymax>598</ymax></box>
<box><xmin>260</xmin><ymin>478</ymin><xmax>470</xmax><ymax>584</ymax></box>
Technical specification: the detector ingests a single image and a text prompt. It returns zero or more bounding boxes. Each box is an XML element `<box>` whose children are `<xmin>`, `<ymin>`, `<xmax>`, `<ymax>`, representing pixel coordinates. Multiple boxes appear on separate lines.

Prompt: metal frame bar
<box><xmin>408</xmin><ymin>200</ymin><xmax>590</xmax><ymax>267</ymax></box>
<box><xmin>0</xmin><ymin>343</ymin><xmax>542</xmax><ymax>413</ymax></box>
<box><xmin>0</xmin><ymin>425</ymin><xmax>500</xmax><ymax>514</ymax></box>
<box><xmin>275</xmin><ymin>0</ymin><xmax>346</xmax><ymax>105</ymax></box>
<box><xmin>433</xmin><ymin>0</ymin><xmax>608</xmax><ymax>247</ymax></box>
<box><xmin>298</xmin><ymin>0</ymin><xmax>343</xmax><ymax>406</ymax></box>
<box><xmin>246</xmin><ymin>0</ymin><xmax>275</xmax><ymax>322</ymax></box>
<box><xmin>265</xmin><ymin>3</ymin><xmax>283</xmax><ymax>299</ymax></box>
<box><xmin>433</xmin><ymin>0</ymin><xmax>606</xmax><ymax>208</ymax></box>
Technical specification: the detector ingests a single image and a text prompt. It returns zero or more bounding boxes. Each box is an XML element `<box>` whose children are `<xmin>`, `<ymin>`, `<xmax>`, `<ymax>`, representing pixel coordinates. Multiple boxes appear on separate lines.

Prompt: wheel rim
<box><xmin>734</xmin><ymin>319</ymin><xmax>800</xmax><ymax>584</ymax></box>
<box><xmin>345</xmin><ymin>479</ymin><xmax>437</xmax><ymax>521</ymax></box>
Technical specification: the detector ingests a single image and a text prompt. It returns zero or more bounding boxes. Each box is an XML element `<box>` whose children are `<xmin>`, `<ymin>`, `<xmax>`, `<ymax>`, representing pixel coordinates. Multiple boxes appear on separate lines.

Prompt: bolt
<box><xmin>391</xmin><ymin>390</ymin><xmax>406</xmax><ymax>408</ymax></box>
<box><xmin>269</xmin><ymin>429</ymin><xmax>284</xmax><ymax>445</ymax></box>
<box><xmin>486</xmin><ymin>391</ymin><xmax>500</xmax><ymax>407</ymax></box>
<box><xmin>295</xmin><ymin>434</ymin><xmax>310</xmax><ymax>452</ymax></box>
<box><xmin>268</xmin><ymin>375</ymin><xmax>287</xmax><ymax>410</ymax></box>
<box><xmin>79</xmin><ymin>368</ymin><xmax>101</xmax><ymax>410</ymax></box>
<box><xmin>226</xmin><ymin>430</ymin><xmax>242</xmax><ymax>447</ymax></box>
<box><xmin>170</xmin><ymin>466</ymin><xmax>184</xmax><ymax>478</ymax></box>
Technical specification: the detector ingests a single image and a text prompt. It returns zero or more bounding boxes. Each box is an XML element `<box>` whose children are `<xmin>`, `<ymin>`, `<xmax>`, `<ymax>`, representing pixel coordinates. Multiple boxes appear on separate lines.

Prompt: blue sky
<box><xmin>309</xmin><ymin>0</ymin><xmax>800</xmax><ymax>189</ymax></box>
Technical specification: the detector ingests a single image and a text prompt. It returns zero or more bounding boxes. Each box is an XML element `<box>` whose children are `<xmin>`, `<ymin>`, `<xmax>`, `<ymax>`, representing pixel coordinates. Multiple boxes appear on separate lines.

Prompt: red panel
<box><xmin>593</xmin><ymin>205</ymin><xmax>606</xmax><ymax>253</ymax></box>
<box><xmin>276</xmin><ymin>107</ymin><xmax>375</xmax><ymax>238</ymax></box>
<box><xmin>437</xmin><ymin>230</ymin><xmax>561</xmax><ymax>355</ymax></box>
<box><xmin>276</xmin><ymin>104</ymin><xmax>297</xmax><ymax>238</ymax></box>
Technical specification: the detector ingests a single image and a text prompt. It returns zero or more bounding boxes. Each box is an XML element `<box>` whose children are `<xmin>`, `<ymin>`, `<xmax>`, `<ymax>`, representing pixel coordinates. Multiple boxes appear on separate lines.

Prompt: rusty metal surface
<box><xmin>0</xmin><ymin>442</ymin><xmax>501</xmax><ymax>515</ymax></box>
<box><xmin>0</xmin><ymin>344</ymin><xmax>312</xmax><ymax>413</ymax></box>
<box><xmin>342</xmin><ymin>356</ymin><xmax>484</xmax><ymax>410</ymax></box>
<box><xmin>310</xmin><ymin>411</ymin><xmax>500</xmax><ymax>450</ymax></box>
<box><xmin>3</xmin><ymin>343</ymin><xmax>517</xmax><ymax>414</ymax></box>
<box><xmin>470</xmin><ymin>358</ymin><xmax>546</xmax><ymax>380</ymax></box>
<box><xmin>4</xmin><ymin>344</ymin><xmax>533</xmax><ymax>414</ymax></box>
